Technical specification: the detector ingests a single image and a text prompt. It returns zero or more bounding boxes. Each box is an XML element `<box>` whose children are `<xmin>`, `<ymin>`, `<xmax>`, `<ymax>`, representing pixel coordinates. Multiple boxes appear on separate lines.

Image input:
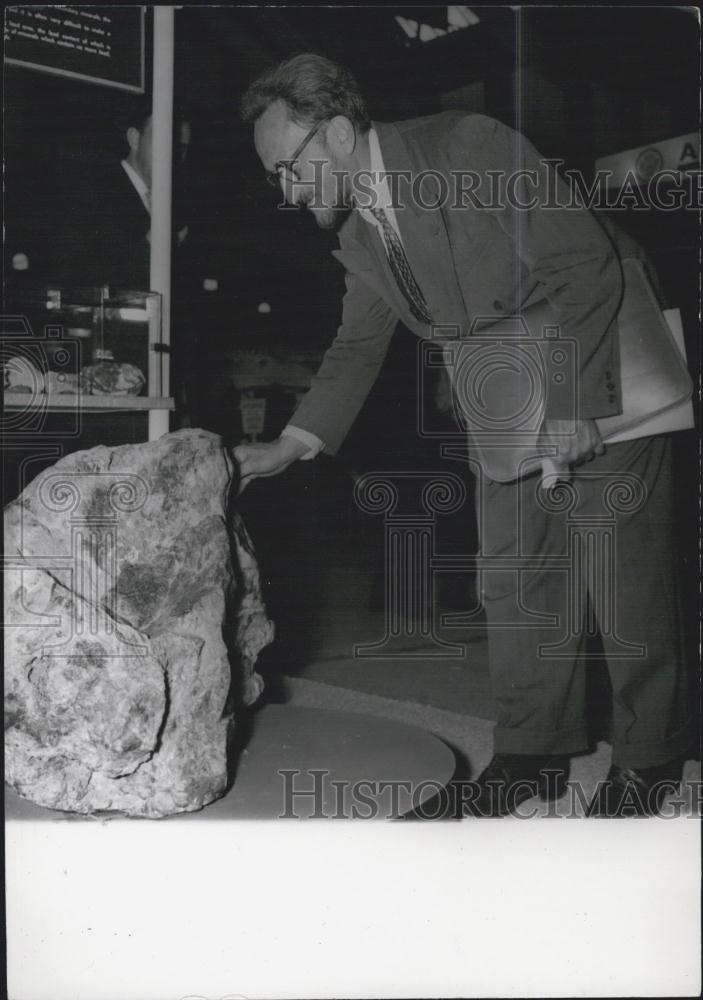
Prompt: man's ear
<box><xmin>327</xmin><ymin>116</ymin><xmax>356</xmax><ymax>155</ymax></box>
<box><xmin>126</xmin><ymin>126</ymin><xmax>140</xmax><ymax>153</ymax></box>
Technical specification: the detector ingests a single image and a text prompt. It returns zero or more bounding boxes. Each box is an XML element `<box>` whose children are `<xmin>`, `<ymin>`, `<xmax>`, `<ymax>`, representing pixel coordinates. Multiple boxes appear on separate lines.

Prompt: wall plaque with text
<box><xmin>5</xmin><ymin>6</ymin><xmax>145</xmax><ymax>93</ymax></box>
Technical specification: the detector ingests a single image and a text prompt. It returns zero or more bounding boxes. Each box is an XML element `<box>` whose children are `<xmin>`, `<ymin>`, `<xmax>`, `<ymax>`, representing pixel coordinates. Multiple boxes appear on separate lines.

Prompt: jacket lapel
<box><xmin>373</xmin><ymin>121</ymin><xmax>470</xmax><ymax>331</ymax></box>
<box><xmin>333</xmin><ymin>211</ymin><xmax>412</xmax><ymax>317</ymax></box>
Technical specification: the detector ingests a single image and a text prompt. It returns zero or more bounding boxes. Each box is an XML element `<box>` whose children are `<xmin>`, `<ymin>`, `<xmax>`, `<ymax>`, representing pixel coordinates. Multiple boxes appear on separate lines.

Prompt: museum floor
<box><xmin>6</xmin><ymin>458</ymin><xmax>700</xmax><ymax>822</ymax></box>
<box><xmin>240</xmin><ymin>469</ymin><xmax>701</xmax><ymax>818</ymax></box>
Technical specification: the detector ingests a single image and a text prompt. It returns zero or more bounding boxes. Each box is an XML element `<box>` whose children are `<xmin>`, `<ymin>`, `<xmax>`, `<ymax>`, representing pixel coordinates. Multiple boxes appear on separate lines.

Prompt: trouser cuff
<box><xmin>493</xmin><ymin>724</ymin><xmax>589</xmax><ymax>757</ymax></box>
<box><xmin>611</xmin><ymin>720</ymin><xmax>693</xmax><ymax>770</ymax></box>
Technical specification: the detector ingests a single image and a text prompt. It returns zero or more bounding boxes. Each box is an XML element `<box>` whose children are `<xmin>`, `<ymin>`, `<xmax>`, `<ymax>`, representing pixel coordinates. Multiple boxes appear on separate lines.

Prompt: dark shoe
<box><xmin>586</xmin><ymin>761</ymin><xmax>684</xmax><ymax>817</ymax></box>
<box><xmin>463</xmin><ymin>753</ymin><xmax>569</xmax><ymax>818</ymax></box>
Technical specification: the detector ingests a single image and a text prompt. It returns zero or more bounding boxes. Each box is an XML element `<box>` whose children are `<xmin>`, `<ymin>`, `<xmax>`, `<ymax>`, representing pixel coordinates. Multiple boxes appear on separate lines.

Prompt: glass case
<box><xmin>3</xmin><ymin>284</ymin><xmax>171</xmax><ymax>412</ymax></box>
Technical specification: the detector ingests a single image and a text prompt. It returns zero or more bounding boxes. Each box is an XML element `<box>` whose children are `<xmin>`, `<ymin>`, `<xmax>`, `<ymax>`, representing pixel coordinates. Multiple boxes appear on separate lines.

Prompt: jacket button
<box><xmin>493</xmin><ymin>300</ymin><xmax>505</xmax><ymax>312</ymax></box>
<box><xmin>606</xmin><ymin>381</ymin><xmax>616</xmax><ymax>390</ymax></box>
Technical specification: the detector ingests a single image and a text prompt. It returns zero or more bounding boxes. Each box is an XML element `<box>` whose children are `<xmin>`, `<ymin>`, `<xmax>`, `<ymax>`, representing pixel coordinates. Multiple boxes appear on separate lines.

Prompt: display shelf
<box><xmin>4</xmin><ymin>393</ymin><xmax>174</xmax><ymax>412</ymax></box>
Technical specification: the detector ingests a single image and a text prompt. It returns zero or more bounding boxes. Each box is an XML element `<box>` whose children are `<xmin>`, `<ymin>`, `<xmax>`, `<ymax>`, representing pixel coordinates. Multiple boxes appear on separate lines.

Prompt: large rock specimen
<box><xmin>4</xmin><ymin>429</ymin><xmax>272</xmax><ymax>817</ymax></box>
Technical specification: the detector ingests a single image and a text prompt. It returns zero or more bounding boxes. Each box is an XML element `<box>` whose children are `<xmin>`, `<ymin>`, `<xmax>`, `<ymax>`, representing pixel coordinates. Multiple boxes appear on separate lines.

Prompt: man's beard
<box><xmin>302</xmin><ymin>164</ymin><xmax>352</xmax><ymax>231</ymax></box>
<box><xmin>309</xmin><ymin>202</ymin><xmax>352</xmax><ymax>231</ymax></box>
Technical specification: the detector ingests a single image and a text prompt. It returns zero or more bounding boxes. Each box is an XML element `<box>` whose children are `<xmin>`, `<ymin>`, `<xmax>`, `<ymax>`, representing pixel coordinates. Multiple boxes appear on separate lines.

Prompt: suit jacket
<box><xmin>291</xmin><ymin>111</ymin><xmax>626</xmax><ymax>456</ymax></box>
<box><xmin>49</xmin><ymin>162</ymin><xmax>151</xmax><ymax>291</ymax></box>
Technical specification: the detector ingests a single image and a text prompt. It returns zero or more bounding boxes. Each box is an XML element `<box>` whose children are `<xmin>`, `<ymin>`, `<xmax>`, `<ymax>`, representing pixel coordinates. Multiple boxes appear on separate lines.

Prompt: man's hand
<box><xmin>538</xmin><ymin>418</ymin><xmax>605</xmax><ymax>488</ymax></box>
<box><xmin>538</xmin><ymin>418</ymin><xmax>605</xmax><ymax>466</ymax></box>
<box><xmin>232</xmin><ymin>435</ymin><xmax>309</xmax><ymax>494</ymax></box>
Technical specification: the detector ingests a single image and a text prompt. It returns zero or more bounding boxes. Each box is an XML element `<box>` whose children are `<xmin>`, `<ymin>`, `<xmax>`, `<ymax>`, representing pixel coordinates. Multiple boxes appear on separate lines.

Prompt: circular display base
<box><xmin>207</xmin><ymin>704</ymin><xmax>457</xmax><ymax>819</ymax></box>
<box><xmin>5</xmin><ymin>705</ymin><xmax>456</xmax><ymax>821</ymax></box>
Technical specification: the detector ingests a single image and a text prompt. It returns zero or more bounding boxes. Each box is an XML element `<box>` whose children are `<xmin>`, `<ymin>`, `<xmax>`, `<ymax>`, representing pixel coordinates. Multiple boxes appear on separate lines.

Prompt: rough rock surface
<box><xmin>80</xmin><ymin>360</ymin><xmax>146</xmax><ymax>395</ymax></box>
<box><xmin>4</xmin><ymin>429</ymin><xmax>272</xmax><ymax>817</ymax></box>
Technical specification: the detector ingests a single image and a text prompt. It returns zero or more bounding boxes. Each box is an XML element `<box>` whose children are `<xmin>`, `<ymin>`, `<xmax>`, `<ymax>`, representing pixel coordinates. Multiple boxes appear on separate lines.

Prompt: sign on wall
<box><xmin>595</xmin><ymin>133</ymin><xmax>700</xmax><ymax>188</ymax></box>
<box><xmin>5</xmin><ymin>6</ymin><xmax>145</xmax><ymax>93</ymax></box>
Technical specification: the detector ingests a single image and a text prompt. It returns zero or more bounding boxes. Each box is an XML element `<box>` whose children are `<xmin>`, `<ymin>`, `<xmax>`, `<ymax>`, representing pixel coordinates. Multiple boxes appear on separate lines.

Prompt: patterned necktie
<box><xmin>370</xmin><ymin>207</ymin><xmax>433</xmax><ymax>324</ymax></box>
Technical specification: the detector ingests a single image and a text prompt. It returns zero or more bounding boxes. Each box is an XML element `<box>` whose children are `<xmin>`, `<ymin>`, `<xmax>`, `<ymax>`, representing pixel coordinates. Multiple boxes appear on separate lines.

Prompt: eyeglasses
<box><xmin>266</xmin><ymin>119</ymin><xmax>328</xmax><ymax>188</ymax></box>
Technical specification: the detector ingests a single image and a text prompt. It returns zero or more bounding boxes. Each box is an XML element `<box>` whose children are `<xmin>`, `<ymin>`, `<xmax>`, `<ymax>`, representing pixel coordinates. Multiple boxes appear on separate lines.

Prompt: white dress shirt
<box><xmin>121</xmin><ymin>159</ymin><xmax>188</xmax><ymax>251</ymax></box>
<box><xmin>353</xmin><ymin>127</ymin><xmax>404</xmax><ymax>243</ymax></box>
<box><xmin>121</xmin><ymin>159</ymin><xmax>150</xmax><ymax>212</ymax></box>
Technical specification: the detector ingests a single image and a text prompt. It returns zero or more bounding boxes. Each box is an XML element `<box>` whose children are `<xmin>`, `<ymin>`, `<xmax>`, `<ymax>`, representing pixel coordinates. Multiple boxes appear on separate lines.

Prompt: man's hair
<box><xmin>240</xmin><ymin>53</ymin><xmax>371</xmax><ymax>133</ymax></box>
<box><xmin>114</xmin><ymin>96</ymin><xmax>189</xmax><ymax>137</ymax></box>
<box><xmin>114</xmin><ymin>95</ymin><xmax>153</xmax><ymax>137</ymax></box>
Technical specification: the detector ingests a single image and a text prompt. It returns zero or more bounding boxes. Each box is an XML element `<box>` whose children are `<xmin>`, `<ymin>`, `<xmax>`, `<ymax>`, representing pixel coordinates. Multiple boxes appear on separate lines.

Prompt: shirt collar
<box><xmin>355</xmin><ymin>127</ymin><xmax>395</xmax><ymax>221</ymax></box>
<box><xmin>368</xmin><ymin>127</ymin><xmax>385</xmax><ymax>179</ymax></box>
<box><xmin>121</xmin><ymin>159</ymin><xmax>150</xmax><ymax>211</ymax></box>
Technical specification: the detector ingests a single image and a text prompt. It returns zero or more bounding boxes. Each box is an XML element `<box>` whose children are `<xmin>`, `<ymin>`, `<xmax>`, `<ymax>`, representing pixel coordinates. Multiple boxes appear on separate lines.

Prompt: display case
<box><xmin>3</xmin><ymin>284</ymin><xmax>173</xmax><ymax>416</ymax></box>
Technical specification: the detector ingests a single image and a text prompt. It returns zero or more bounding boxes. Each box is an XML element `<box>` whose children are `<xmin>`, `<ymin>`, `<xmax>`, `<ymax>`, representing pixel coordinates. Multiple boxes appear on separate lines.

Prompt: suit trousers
<box><xmin>477</xmin><ymin>434</ymin><xmax>691</xmax><ymax>768</ymax></box>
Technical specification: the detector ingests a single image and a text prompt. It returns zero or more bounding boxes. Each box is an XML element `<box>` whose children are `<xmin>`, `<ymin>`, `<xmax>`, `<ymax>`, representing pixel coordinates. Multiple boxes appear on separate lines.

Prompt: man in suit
<box><xmin>48</xmin><ymin>101</ymin><xmax>194</xmax><ymax>421</ymax></box>
<box><xmin>49</xmin><ymin>103</ymin><xmax>190</xmax><ymax>290</ymax></box>
<box><xmin>234</xmin><ymin>54</ymin><xmax>691</xmax><ymax>816</ymax></box>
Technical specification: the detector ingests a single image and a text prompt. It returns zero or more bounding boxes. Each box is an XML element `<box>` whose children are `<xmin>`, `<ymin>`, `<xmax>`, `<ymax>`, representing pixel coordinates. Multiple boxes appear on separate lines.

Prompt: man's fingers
<box><xmin>237</xmin><ymin>475</ymin><xmax>253</xmax><ymax>496</ymax></box>
<box><xmin>540</xmin><ymin>419</ymin><xmax>605</xmax><ymax>468</ymax></box>
<box><xmin>541</xmin><ymin>457</ymin><xmax>570</xmax><ymax>491</ymax></box>
<box><xmin>232</xmin><ymin>445</ymin><xmax>261</xmax><ymax>481</ymax></box>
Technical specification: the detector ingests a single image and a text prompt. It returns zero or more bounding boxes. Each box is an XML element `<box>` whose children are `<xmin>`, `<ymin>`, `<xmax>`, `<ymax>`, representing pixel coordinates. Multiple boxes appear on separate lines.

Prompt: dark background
<box><xmin>5</xmin><ymin>6</ymin><xmax>699</xmax><ymax>357</ymax></box>
<box><xmin>3</xmin><ymin>5</ymin><xmax>700</xmax><ymax>662</ymax></box>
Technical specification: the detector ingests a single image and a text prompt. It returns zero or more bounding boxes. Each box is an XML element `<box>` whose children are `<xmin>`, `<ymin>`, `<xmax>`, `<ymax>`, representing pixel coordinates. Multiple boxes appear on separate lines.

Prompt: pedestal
<box><xmin>5</xmin><ymin>705</ymin><xmax>456</xmax><ymax>821</ymax></box>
